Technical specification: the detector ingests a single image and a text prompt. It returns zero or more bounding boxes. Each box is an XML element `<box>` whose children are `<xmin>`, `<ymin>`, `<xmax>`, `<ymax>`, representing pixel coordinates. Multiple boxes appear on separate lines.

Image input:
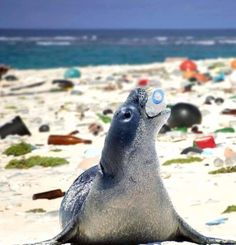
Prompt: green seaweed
<box><xmin>97</xmin><ymin>113</ymin><xmax>112</xmax><ymax>123</ymax></box>
<box><xmin>209</xmin><ymin>166</ymin><xmax>236</xmax><ymax>174</ymax></box>
<box><xmin>5</xmin><ymin>105</ymin><xmax>17</xmax><ymax>110</ymax></box>
<box><xmin>3</xmin><ymin>142</ymin><xmax>33</xmax><ymax>156</ymax></box>
<box><xmin>5</xmin><ymin>156</ymin><xmax>68</xmax><ymax>169</ymax></box>
<box><xmin>50</xmin><ymin>149</ymin><xmax>62</xmax><ymax>152</ymax></box>
<box><xmin>223</xmin><ymin>205</ymin><xmax>236</xmax><ymax>214</ymax></box>
<box><xmin>208</xmin><ymin>62</ymin><xmax>225</xmax><ymax>69</ymax></box>
<box><xmin>26</xmin><ymin>208</ymin><xmax>46</xmax><ymax>213</ymax></box>
<box><xmin>163</xmin><ymin>157</ymin><xmax>203</xmax><ymax>166</ymax></box>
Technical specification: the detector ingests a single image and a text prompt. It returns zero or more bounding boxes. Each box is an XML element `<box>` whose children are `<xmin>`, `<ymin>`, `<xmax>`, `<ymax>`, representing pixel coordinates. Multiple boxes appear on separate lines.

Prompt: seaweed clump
<box><xmin>223</xmin><ymin>205</ymin><xmax>236</xmax><ymax>214</ymax></box>
<box><xmin>26</xmin><ymin>208</ymin><xmax>46</xmax><ymax>213</ymax></box>
<box><xmin>163</xmin><ymin>157</ymin><xmax>203</xmax><ymax>166</ymax></box>
<box><xmin>5</xmin><ymin>156</ymin><xmax>68</xmax><ymax>169</ymax></box>
<box><xmin>209</xmin><ymin>166</ymin><xmax>236</xmax><ymax>174</ymax></box>
<box><xmin>3</xmin><ymin>142</ymin><xmax>33</xmax><ymax>156</ymax></box>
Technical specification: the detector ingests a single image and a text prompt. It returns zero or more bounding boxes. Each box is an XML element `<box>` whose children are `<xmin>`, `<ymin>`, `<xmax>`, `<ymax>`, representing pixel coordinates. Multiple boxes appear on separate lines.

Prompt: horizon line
<box><xmin>1</xmin><ymin>27</ymin><xmax>236</xmax><ymax>31</ymax></box>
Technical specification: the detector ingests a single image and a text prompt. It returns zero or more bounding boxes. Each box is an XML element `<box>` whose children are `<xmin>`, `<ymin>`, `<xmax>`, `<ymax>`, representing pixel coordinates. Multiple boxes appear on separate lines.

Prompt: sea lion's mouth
<box><xmin>142</xmin><ymin>88</ymin><xmax>170</xmax><ymax>119</ymax></box>
<box><xmin>145</xmin><ymin>108</ymin><xmax>171</xmax><ymax>119</ymax></box>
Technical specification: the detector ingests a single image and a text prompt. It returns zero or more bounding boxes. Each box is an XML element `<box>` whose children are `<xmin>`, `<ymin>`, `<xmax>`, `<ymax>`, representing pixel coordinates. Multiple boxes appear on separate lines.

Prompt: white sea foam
<box><xmin>36</xmin><ymin>41</ymin><xmax>71</xmax><ymax>46</ymax></box>
<box><xmin>0</xmin><ymin>36</ymin><xmax>24</xmax><ymax>41</ymax></box>
<box><xmin>174</xmin><ymin>39</ymin><xmax>216</xmax><ymax>46</ymax></box>
<box><xmin>91</xmin><ymin>35</ymin><xmax>97</xmax><ymax>41</ymax></box>
<box><xmin>153</xmin><ymin>36</ymin><xmax>168</xmax><ymax>41</ymax></box>
<box><xmin>191</xmin><ymin>40</ymin><xmax>216</xmax><ymax>46</ymax></box>
<box><xmin>27</xmin><ymin>37</ymin><xmax>50</xmax><ymax>41</ymax></box>
<box><xmin>219</xmin><ymin>39</ymin><xmax>236</xmax><ymax>44</ymax></box>
<box><xmin>54</xmin><ymin>36</ymin><xmax>77</xmax><ymax>40</ymax></box>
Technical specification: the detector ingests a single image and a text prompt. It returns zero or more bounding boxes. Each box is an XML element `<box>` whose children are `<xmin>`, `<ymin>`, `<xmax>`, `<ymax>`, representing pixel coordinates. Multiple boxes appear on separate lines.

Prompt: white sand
<box><xmin>1</xmin><ymin>58</ymin><xmax>236</xmax><ymax>244</ymax></box>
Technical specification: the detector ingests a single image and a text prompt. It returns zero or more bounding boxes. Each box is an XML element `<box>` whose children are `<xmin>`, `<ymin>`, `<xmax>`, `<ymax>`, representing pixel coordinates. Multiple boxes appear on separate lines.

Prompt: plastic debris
<box><xmin>168</xmin><ymin>103</ymin><xmax>202</xmax><ymax>128</ymax></box>
<box><xmin>180</xmin><ymin>60</ymin><xmax>197</xmax><ymax>71</ymax></box>
<box><xmin>214</xmin><ymin>97</ymin><xmax>224</xmax><ymax>105</ymax></box>
<box><xmin>174</xmin><ymin>127</ymin><xmax>188</xmax><ymax>132</ymax></box>
<box><xmin>204</xmin><ymin>96</ymin><xmax>215</xmax><ymax>105</ymax></box>
<box><xmin>0</xmin><ymin>64</ymin><xmax>9</xmax><ymax>79</ymax></box>
<box><xmin>215</xmin><ymin>127</ymin><xmax>235</xmax><ymax>133</ymax></box>
<box><xmin>194</xmin><ymin>136</ymin><xmax>216</xmax><ymax>149</ymax></box>
<box><xmin>11</xmin><ymin>81</ymin><xmax>45</xmax><ymax>91</ymax></box>
<box><xmin>33</xmin><ymin>189</ymin><xmax>65</xmax><ymax>200</ymax></box>
<box><xmin>97</xmin><ymin>113</ymin><xmax>112</xmax><ymax>124</ymax></box>
<box><xmin>138</xmin><ymin>79</ymin><xmax>149</xmax><ymax>86</ymax></box>
<box><xmin>0</xmin><ymin>116</ymin><xmax>31</xmax><ymax>139</ymax></box>
<box><xmin>48</xmin><ymin>131</ymin><xmax>92</xmax><ymax>145</ymax></box>
<box><xmin>224</xmin><ymin>147</ymin><xmax>236</xmax><ymax>165</ymax></box>
<box><xmin>181</xmin><ymin>146</ymin><xmax>203</xmax><ymax>155</ymax></box>
<box><xmin>222</xmin><ymin>109</ymin><xmax>236</xmax><ymax>115</ymax></box>
<box><xmin>39</xmin><ymin>124</ymin><xmax>50</xmax><ymax>132</ymax></box>
<box><xmin>191</xmin><ymin>125</ymin><xmax>203</xmax><ymax>134</ymax></box>
<box><xmin>213</xmin><ymin>158</ymin><xmax>224</xmax><ymax>168</ymax></box>
<box><xmin>213</xmin><ymin>72</ymin><xmax>225</xmax><ymax>82</ymax></box>
<box><xmin>4</xmin><ymin>75</ymin><xmax>18</xmax><ymax>81</ymax></box>
<box><xmin>103</xmin><ymin>108</ymin><xmax>113</xmax><ymax>115</ymax></box>
<box><xmin>88</xmin><ymin>123</ymin><xmax>103</xmax><ymax>136</ymax></box>
<box><xmin>64</xmin><ymin>68</ymin><xmax>81</xmax><ymax>79</ymax></box>
<box><xmin>206</xmin><ymin>217</ymin><xmax>228</xmax><ymax>226</ymax></box>
<box><xmin>145</xmin><ymin>88</ymin><xmax>166</xmax><ymax>117</ymax></box>
<box><xmin>231</xmin><ymin>59</ymin><xmax>236</xmax><ymax>69</ymax></box>
<box><xmin>52</xmin><ymin>79</ymin><xmax>74</xmax><ymax>90</ymax></box>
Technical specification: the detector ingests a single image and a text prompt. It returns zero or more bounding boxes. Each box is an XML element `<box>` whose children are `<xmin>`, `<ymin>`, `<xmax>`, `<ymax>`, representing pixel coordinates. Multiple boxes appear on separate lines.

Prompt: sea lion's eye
<box><xmin>124</xmin><ymin>111</ymin><xmax>132</xmax><ymax>119</ymax></box>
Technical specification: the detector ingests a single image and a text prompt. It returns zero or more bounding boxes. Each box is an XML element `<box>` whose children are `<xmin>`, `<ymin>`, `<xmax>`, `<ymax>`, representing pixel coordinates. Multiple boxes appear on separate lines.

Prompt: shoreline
<box><xmin>5</xmin><ymin>57</ymin><xmax>235</xmax><ymax>71</ymax></box>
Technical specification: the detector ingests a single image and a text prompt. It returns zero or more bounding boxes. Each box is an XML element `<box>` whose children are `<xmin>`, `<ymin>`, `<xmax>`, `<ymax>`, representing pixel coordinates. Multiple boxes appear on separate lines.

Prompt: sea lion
<box><xmin>29</xmin><ymin>88</ymin><xmax>236</xmax><ymax>245</ymax></box>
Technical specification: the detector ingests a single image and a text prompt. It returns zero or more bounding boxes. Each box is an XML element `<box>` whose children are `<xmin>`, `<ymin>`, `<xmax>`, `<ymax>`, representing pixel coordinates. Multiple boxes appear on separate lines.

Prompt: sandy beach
<box><xmin>1</xmin><ymin>58</ymin><xmax>236</xmax><ymax>244</ymax></box>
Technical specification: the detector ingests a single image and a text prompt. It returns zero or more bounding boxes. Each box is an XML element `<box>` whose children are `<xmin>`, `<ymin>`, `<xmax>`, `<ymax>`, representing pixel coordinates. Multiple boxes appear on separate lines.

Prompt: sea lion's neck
<box><xmin>100</xmin><ymin>134</ymin><xmax>159</xmax><ymax>179</ymax></box>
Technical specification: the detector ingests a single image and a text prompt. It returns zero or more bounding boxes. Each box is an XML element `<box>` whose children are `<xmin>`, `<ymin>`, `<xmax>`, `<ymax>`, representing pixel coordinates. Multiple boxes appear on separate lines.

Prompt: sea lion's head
<box><xmin>100</xmin><ymin>88</ymin><xmax>170</xmax><ymax>178</ymax></box>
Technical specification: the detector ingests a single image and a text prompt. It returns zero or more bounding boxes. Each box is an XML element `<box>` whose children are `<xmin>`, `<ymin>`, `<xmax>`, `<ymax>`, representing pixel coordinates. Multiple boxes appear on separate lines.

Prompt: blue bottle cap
<box><xmin>152</xmin><ymin>89</ymin><xmax>164</xmax><ymax>105</ymax></box>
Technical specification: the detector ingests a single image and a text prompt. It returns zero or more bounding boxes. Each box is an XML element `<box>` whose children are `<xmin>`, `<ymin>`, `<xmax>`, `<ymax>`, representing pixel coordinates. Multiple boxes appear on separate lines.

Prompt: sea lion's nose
<box><xmin>126</xmin><ymin>88</ymin><xmax>148</xmax><ymax>107</ymax></box>
<box><xmin>137</xmin><ymin>88</ymin><xmax>148</xmax><ymax>107</ymax></box>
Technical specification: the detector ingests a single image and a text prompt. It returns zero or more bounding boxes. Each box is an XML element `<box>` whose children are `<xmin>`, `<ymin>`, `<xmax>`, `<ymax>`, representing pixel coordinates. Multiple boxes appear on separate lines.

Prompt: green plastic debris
<box><xmin>64</xmin><ymin>68</ymin><xmax>81</xmax><ymax>79</ymax></box>
<box><xmin>215</xmin><ymin>127</ymin><xmax>235</xmax><ymax>133</ymax></box>
<box><xmin>5</xmin><ymin>156</ymin><xmax>68</xmax><ymax>169</ymax></box>
<box><xmin>173</xmin><ymin>127</ymin><xmax>188</xmax><ymax>132</ymax></box>
<box><xmin>97</xmin><ymin>113</ymin><xmax>112</xmax><ymax>124</ymax></box>
<box><xmin>163</xmin><ymin>157</ymin><xmax>203</xmax><ymax>166</ymax></box>
<box><xmin>223</xmin><ymin>205</ymin><xmax>236</xmax><ymax>214</ymax></box>
<box><xmin>3</xmin><ymin>142</ymin><xmax>33</xmax><ymax>156</ymax></box>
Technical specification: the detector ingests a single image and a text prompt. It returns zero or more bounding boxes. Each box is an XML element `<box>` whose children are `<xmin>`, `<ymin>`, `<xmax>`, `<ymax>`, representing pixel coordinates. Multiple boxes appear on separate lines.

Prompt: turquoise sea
<box><xmin>1</xmin><ymin>29</ymin><xmax>236</xmax><ymax>69</ymax></box>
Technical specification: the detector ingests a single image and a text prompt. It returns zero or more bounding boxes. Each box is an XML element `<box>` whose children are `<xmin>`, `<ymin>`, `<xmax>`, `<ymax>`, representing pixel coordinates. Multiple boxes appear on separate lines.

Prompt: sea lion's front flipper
<box><xmin>52</xmin><ymin>216</ymin><xmax>79</xmax><ymax>244</ymax></box>
<box><xmin>177</xmin><ymin>217</ymin><xmax>236</xmax><ymax>244</ymax></box>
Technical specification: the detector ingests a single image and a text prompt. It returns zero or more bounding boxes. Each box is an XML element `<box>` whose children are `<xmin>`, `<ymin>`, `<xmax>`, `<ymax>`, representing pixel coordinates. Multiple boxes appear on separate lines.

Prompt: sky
<box><xmin>0</xmin><ymin>0</ymin><xmax>235</xmax><ymax>29</ymax></box>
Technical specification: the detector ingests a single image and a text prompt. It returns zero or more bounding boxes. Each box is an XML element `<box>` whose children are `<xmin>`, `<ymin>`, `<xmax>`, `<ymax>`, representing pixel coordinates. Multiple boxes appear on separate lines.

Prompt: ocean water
<box><xmin>0</xmin><ymin>29</ymin><xmax>236</xmax><ymax>69</ymax></box>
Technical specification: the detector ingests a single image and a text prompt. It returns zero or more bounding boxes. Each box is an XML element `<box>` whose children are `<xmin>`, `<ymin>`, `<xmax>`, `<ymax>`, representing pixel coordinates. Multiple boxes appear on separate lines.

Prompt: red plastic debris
<box><xmin>194</xmin><ymin>135</ymin><xmax>216</xmax><ymax>149</ymax></box>
<box><xmin>180</xmin><ymin>60</ymin><xmax>197</xmax><ymax>71</ymax></box>
<box><xmin>138</xmin><ymin>79</ymin><xmax>149</xmax><ymax>87</ymax></box>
